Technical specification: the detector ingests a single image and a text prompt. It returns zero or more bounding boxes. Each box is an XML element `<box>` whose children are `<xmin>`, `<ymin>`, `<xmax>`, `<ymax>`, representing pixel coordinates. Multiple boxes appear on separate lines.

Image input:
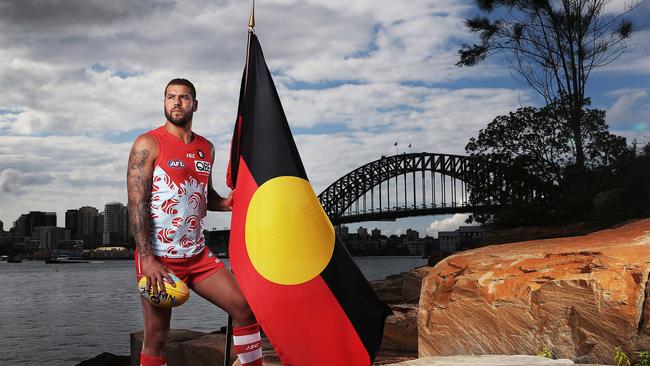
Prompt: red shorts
<box><xmin>135</xmin><ymin>248</ymin><xmax>226</xmax><ymax>287</ymax></box>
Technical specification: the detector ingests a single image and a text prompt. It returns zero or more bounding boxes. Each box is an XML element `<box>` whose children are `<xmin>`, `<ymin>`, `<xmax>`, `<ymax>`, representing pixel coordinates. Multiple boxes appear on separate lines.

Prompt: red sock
<box><xmin>233</xmin><ymin>323</ymin><xmax>263</xmax><ymax>366</ymax></box>
<box><xmin>140</xmin><ymin>352</ymin><xmax>167</xmax><ymax>366</ymax></box>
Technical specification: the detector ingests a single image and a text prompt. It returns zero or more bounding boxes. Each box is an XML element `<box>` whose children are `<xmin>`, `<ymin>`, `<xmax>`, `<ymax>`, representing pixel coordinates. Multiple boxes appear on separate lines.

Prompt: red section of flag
<box><xmin>229</xmin><ymin>158</ymin><xmax>370</xmax><ymax>366</ymax></box>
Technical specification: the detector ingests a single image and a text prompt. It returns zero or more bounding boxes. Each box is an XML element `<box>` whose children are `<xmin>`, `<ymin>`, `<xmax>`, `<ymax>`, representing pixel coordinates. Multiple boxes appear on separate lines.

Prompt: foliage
<box><xmin>464</xmin><ymin>100</ymin><xmax>628</xmax><ymax>225</ymax></box>
<box><xmin>636</xmin><ymin>351</ymin><xmax>649</xmax><ymax>366</ymax></box>
<box><xmin>615</xmin><ymin>347</ymin><xmax>631</xmax><ymax>366</ymax></box>
<box><xmin>457</xmin><ymin>0</ymin><xmax>637</xmax><ymax>169</ymax></box>
<box><xmin>536</xmin><ymin>346</ymin><xmax>553</xmax><ymax>358</ymax></box>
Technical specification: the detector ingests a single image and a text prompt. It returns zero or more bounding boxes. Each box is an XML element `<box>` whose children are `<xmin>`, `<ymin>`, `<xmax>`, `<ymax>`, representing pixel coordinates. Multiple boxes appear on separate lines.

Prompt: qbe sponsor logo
<box><xmin>167</xmin><ymin>159</ymin><xmax>185</xmax><ymax>168</ymax></box>
<box><xmin>195</xmin><ymin>160</ymin><xmax>211</xmax><ymax>173</ymax></box>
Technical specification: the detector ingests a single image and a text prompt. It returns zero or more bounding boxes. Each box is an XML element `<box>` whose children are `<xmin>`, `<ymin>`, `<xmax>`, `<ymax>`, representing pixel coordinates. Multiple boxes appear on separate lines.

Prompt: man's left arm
<box><xmin>207</xmin><ymin>142</ymin><xmax>233</xmax><ymax>211</ymax></box>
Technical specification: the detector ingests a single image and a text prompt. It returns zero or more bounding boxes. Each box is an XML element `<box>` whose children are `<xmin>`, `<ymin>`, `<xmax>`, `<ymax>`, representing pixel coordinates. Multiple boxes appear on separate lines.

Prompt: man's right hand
<box><xmin>140</xmin><ymin>256</ymin><xmax>175</xmax><ymax>295</ymax></box>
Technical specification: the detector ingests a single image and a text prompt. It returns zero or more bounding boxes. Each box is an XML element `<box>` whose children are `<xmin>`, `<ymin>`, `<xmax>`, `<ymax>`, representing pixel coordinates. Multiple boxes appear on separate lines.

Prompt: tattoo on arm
<box><xmin>127</xmin><ymin>148</ymin><xmax>153</xmax><ymax>258</ymax></box>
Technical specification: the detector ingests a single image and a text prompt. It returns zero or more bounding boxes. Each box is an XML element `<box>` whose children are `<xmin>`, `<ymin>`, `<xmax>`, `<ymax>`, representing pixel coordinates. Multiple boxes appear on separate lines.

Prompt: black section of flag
<box><xmin>321</xmin><ymin>238</ymin><xmax>392</xmax><ymax>360</ymax></box>
<box><xmin>238</xmin><ymin>34</ymin><xmax>307</xmax><ymax>187</ymax></box>
<box><xmin>228</xmin><ymin>72</ymin><xmax>246</xmax><ymax>188</ymax></box>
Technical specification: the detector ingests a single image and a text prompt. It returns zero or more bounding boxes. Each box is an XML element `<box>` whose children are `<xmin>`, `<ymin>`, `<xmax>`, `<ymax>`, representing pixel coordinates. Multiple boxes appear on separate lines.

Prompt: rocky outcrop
<box><xmin>130</xmin><ymin>329</ymin><xmax>236</xmax><ymax>366</ymax></box>
<box><xmin>76</xmin><ymin>353</ymin><xmax>129</xmax><ymax>366</ymax></box>
<box><xmin>372</xmin><ymin>266</ymin><xmax>432</xmax><ymax>305</ymax></box>
<box><xmin>384</xmin><ymin>355</ymin><xmax>579</xmax><ymax>366</ymax></box>
<box><xmin>418</xmin><ymin>218</ymin><xmax>650</xmax><ymax>364</ymax></box>
<box><xmin>372</xmin><ymin>266</ymin><xmax>432</xmax><ymax>354</ymax></box>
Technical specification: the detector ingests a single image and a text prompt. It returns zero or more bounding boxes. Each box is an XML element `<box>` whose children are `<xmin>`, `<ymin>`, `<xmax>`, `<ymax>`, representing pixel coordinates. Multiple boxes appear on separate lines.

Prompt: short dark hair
<box><xmin>165</xmin><ymin>78</ymin><xmax>196</xmax><ymax>100</ymax></box>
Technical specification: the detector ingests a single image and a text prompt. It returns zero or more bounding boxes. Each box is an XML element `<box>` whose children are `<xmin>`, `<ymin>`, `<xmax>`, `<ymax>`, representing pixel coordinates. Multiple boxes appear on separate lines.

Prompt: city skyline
<box><xmin>0</xmin><ymin>201</ymin><xmax>476</xmax><ymax>239</ymax></box>
<box><xmin>1</xmin><ymin>1</ymin><xmax>648</xmax><ymax>236</ymax></box>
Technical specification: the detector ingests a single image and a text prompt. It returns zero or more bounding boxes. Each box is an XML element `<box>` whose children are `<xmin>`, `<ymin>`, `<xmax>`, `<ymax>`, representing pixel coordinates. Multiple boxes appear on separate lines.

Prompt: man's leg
<box><xmin>193</xmin><ymin>270</ymin><xmax>262</xmax><ymax>365</ymax></box>
<box><xmin>192</xmin><ymin>268</ymin><xmax>255</xmax><ymax>327</ymax></box>
<box><xmin>140</xmin><ymin>297</ymin><xmax>172</xmax><ymax>366</ymax></box>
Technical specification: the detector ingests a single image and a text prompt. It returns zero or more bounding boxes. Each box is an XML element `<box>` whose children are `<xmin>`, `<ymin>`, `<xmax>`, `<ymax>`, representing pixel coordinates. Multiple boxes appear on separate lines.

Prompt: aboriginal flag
<box><xmin>227</xmin><ymin>34</ymin><xmax>390</xmax><ymax>365</ymax></box>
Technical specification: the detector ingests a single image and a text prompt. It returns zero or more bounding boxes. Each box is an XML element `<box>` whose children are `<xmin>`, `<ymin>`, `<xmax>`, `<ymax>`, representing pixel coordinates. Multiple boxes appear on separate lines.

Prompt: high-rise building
<box><xmin>96</xmin><ymin>213</ymin><xmax>104</xmax><ymax>234</ymax></box>
<box><xmin>29</xmin><ymin>211</ymin><xmax>47</xmax><ymax>232</ymax></box>
<box><xmin>104</xmin><ymin>202</ymin><xmax>122</xmax><ymax>233</ymax></box>
<box><xmin>78</xmin><ymin>206</ymin><xmax>98</xmax><ymax>235</ymax></box>
<box><xmin>120</xmin><ymin>205</ymin><xmax>130</xmax><ymax>242</ymax></box>
<box><xmin>34</xmin><ymin>226</ymin><xmax>70</xmax><ymax>250</ymax></box>
<box><xmin>13</xmin><ymin>214</ymin><xmax>28</xmax><ymax>237</ymax></box>
<box><xmin>13</xmin><ymin>211</ymin><xmax>54</xmax><ymax>238</ymax></box>
<box><xmin>104</xmin><ymin>202</ymin><xmax>124</xmax><ymax>245</ymax></box>
<box><xmin>65</xmin><ymin>209</ymin><xmax>79</xmax><ymax>239</ymax></box>
<box><xmin>45</xmin><ymin>212</ymin><xmax>57</xmax><ymax>227</ymax></box>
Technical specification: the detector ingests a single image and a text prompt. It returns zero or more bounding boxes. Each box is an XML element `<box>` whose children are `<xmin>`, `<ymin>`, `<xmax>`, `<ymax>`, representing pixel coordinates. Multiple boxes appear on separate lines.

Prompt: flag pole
<box><xmin>243</xmin><ymin>0</ymin><xmax>255</xmax><ymax>96</ymax></box>
<box><xmin>225</xmin><ymin>5</ymin><xmax>255</xmax><ymax>366</ymax></box>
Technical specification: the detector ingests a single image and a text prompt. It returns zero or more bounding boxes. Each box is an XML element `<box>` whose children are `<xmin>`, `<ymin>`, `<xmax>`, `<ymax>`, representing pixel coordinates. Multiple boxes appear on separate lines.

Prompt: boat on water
<box><xmin>45</xmin><ymin>257</ymin><xmax>90</xmax><ymax>264</ymax></box>
<box><xmin>0</xmin><ymin>255</ymin><xmax>8</xmax><ymax>261</ymax></box>
<box><xmin>7</xmin><ymin>257</ymin><xmax>23</xmax><ymax>263</ymax></box>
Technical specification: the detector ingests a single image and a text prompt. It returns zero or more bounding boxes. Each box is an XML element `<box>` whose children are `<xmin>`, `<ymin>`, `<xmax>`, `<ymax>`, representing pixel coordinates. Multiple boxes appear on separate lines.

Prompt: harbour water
<box><xmin>0</xmin><ymin>256</ymin><xmax>426</xmax><ymax>365</ymax></box>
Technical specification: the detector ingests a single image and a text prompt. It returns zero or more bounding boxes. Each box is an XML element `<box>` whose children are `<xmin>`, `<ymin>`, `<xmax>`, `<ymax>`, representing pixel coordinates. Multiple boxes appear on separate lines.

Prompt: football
<box><xmin>138</xmin><ymin>273</ymin><xmax>189</xmax><ymax>308</ymax></box>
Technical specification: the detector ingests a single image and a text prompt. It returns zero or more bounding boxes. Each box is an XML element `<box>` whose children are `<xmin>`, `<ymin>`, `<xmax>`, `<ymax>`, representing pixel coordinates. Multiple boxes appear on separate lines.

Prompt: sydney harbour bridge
<box><xmin>317</xmin><ymin>152</ymin><xmax>541</xmax><ymax>225</ymax></box>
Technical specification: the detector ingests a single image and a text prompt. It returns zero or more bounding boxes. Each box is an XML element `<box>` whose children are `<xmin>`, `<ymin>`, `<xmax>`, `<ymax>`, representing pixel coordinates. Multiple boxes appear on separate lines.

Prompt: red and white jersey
<box><xmin>147</xmin><ymin>126</ymin><xmax>213</xmax><ymax>258</ymax></box>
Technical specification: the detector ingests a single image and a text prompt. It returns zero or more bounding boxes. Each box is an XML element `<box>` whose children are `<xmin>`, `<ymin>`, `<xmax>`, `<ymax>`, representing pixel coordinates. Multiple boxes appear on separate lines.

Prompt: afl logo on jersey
<box><xmin>197</xmin><ymin>150</ymin><xmax>205</xmax><ymax>159</ymax></box>
<box><xmin>167</xmin><ymin>160</ymin><xmax>186</xmax><ymax>169</ymax></box>
<box><xmin>195</xmin><ymin>160</ymin><xmax>211</xmax><ymax>173</ymax></box>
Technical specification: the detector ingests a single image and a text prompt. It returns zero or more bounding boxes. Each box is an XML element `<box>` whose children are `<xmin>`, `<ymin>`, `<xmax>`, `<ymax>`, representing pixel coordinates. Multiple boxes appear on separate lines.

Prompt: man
<box><xmin>127</xmin><ymin>78</ymin><xmax>262</xmax><ymax>366</ymax></box>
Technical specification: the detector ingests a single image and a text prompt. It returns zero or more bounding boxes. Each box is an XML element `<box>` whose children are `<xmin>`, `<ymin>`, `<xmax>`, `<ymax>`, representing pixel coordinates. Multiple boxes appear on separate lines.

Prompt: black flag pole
<box><xmin>224</xmin><ymin>2</ymin><xmax>255</xmax><ymax>366</ymax></box>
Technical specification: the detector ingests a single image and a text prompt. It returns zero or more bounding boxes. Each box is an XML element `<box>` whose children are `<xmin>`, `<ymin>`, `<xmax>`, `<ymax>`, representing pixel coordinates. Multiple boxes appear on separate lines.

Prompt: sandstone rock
<box><xmin>382</xmin><ymin>304</ymin><xmax>419</xmax><ymax>352</ymax></box>
<box><xmin>130</xmin><ymin>329</ymin><xmax>235</xmax><ymax>366</ymax></box>
<box><xmin>372</xmin><ymin>266</ymin><xmax>433</xmax><ymax>304</ymax></box>
<box><xmin>384</xmin><ymin>355</ymin><xmax>576</xmax><ymax>365</ymax></box>
<box><xmin>418</xmin><ymin>218</ymin><xmax>650</xmax><ymax>364</ymax></box>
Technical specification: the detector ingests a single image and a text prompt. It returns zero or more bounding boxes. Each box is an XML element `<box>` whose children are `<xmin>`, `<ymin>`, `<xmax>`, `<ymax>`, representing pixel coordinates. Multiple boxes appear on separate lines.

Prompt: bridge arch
<box><xmin>318</xmin><ymin>153</ymin><xmax>477</xmax><ymax>224</ymax></box>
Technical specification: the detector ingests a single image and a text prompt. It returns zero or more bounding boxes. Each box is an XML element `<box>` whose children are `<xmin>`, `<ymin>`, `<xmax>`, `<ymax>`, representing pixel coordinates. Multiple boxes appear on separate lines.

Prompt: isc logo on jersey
<box><xmin>195</xmin><ymin>160</ymin><xmax>211</xmax><ymax>173</ymax></box>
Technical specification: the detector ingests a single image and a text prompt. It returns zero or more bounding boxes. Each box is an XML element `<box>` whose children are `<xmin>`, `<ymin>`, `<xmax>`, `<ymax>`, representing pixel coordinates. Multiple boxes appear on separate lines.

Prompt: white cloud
<box><xmin>606</xmin><ymin>88</ymin><xmax>649</xmax><ymax>128</ymax></box>
<box><xmin>427</xmin><ymin>213</ymin><xmax>476</xmax><ymax>238</ymax></box>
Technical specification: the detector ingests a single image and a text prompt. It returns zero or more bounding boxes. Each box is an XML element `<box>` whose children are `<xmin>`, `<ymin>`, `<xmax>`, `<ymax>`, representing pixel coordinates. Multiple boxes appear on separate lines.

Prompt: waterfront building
<box><xmin>371</xmin><ymin>228</ymin><xmax>381</xmax><ymax>238</ymax></box>
<box><xmin>82</xmin><ymin>233</ymin><xmax>104</xmax><ymax>249</ymax></box>
<box><xmin>104</xmin><ymin>202</ymin><xmax>124</xmax><ymax>245</ymax></box>
<box><xmin>0</xmin><ymin>220</ymin><xmax>3</xmax><ymax>232</ymax></box>
<box><xmin>405</xmin><ymin>239</ymin><xmax>426</xmax><ymax>256</ymax></box>
<box><xmin>33</xmin><ymin>226</ymin><xmax>71</xmax><ymax>250</ymax></box>
<box><xmin>406</xmin><ymin>228</ymin><xmax>419</xmax><ymax>240</ymax></box>
<box><xmin>65</xmin><ymin>209</ymin><xmax>79</xmax><ymax>239</ymax></box>
<box><xmin>438</xmin><ymin>226</ymin><xmax>484</xmax><ymax>252</ymax></box>
<box><xmin>335</xmin><ymin>225</ymin><xmax>349</xmax><ymax>240</ymax></box>
<box><xmin>78</xmin><ymin>206</ymin><xmax>99</xmax><ymax>236</ymax></box>
<box><xmin>357</xmin><ymin>226</ymin><xmax>369</xmax><ymax>239</ymax></box>
<box><xmin>45</xmin><ymin>212</ymin><xmax>57</xmax><ymax>227</ymax></box>
<box><xmin>12</xmin><ymin>211</ymin><xmax>56</xmax><ymax>237</ymax></box>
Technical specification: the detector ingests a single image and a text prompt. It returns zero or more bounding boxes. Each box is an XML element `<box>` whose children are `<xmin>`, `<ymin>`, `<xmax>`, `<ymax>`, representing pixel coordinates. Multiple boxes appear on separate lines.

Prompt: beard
<box><xmin>165</xmin><ymin>108</ymin><xmax>193</xmax><ymax>127</ymax></box>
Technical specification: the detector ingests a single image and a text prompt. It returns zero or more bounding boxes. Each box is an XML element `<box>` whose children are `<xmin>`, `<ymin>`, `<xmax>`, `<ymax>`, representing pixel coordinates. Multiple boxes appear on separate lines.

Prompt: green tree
<box><xmin>457</xmin><ymin>0</ymin><xmax>636</xmax><ymax>170</ymax></box>
<box><xmin>465</xmin><ymin>101</ymin><xmax>627</xmax><ymax>225</ymax></box>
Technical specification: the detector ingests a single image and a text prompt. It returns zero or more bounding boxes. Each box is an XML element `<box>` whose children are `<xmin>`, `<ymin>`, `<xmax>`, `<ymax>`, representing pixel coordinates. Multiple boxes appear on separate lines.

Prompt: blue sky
<box><xmin>0</xmin><ymin>0</ymin><xmax>648</xmax><ymax>236</ymax></box>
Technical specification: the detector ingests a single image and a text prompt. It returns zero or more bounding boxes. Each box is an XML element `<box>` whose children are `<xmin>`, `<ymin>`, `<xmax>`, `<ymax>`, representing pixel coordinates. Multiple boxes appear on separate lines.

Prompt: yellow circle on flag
<box><xmin>245</xmin><ymin>176</ymin><xmax>335</xmax><ymax>285</ymax></box>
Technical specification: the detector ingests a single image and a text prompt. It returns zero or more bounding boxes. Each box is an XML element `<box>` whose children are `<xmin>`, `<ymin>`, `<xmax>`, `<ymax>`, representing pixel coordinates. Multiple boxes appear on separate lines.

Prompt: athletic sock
<box><xmin>233</xmin><ymin>323</ymin><xmax>263</xmax><ymax>366</ymax></box>
<box><xmin>140</xmin><ymin>352</ymin><xmax>167</xmax><ymax>366</ymax></box>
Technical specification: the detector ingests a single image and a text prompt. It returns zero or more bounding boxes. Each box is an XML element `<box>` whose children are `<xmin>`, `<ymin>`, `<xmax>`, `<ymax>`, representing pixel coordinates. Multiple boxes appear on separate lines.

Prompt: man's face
<box><xmin>164</xmin><ymin>84</ymin><xmax>197</xmax><ymax>127</ymax></box>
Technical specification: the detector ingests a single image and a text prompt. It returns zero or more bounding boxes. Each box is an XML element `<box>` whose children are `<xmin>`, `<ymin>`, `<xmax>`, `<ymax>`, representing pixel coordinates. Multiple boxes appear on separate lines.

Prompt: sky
<box><xmin>0</xmin><ymin>0</ymin><xmax>648</xmax><ymax>238</ymax></box>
